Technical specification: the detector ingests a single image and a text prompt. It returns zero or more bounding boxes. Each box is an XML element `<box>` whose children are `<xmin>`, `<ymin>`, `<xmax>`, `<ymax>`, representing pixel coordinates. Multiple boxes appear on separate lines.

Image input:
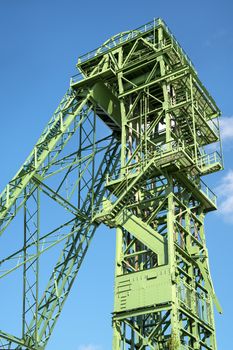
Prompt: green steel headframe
<box><xmin>0</xmin><ymin>18</ymin><xmax>223</xmax><ymax>350</ymax></box>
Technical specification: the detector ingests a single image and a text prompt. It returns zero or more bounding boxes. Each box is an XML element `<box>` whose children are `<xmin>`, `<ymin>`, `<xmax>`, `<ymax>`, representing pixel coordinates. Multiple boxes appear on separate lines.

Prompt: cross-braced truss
<box><xmin>0</xmin><ymin>18</ymin><xmax>222</xmax><ymax>350</ymax></box>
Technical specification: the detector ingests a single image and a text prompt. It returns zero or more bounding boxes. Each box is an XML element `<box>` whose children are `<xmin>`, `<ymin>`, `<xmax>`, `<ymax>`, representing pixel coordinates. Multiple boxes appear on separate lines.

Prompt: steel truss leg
<box><xmin>22</xmin><ymin>188</ymin><xmax>40</xmax><ymax>347</ymax></box>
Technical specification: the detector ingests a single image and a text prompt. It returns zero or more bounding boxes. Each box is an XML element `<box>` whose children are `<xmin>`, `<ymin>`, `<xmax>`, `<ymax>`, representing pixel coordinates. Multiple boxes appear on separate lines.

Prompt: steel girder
<box><xmin>0</xmin><ymin>84</ymin><xmax>121</xmax><ymax>348</ymax></box>
<box><xmin>0</xmin><ymin>18</ymin><xmax>223</xmax><ymax>350</ymax></box>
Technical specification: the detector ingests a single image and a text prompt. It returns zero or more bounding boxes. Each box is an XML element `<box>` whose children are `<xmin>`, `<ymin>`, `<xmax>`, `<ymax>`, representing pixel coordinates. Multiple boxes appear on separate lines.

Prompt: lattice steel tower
<box><xmin>0</xmin><ymin>19</ymin><xmax>223</xmax><ymax>350</ymax></box>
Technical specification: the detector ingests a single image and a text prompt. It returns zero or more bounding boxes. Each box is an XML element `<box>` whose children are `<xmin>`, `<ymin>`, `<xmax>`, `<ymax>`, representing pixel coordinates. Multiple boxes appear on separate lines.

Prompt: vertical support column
<box><xmin>158</xmin><ymin>25</ymin><xmax>172</xmax><ymax>150</ymax></box>
<box><xmin>112</xmin><ymin>227</ymin><xmax>123</xmax><ymax>350</ymax></box>
<box><xmin>190</xmin><ymin>74</ymin><xmax>198</xmax><ymax>163</ymax></box>
<box><xmin>76</xmin><ymin>107</ymin><xmax>97</xmax><ymax>214</ymax></box>
<box><xmin>199</xmin><ymin>212</ymin><xmax>218</xmax><ymax>350</ymax></box>
<box><xmin>22</xmin><ymin>187</ymin><xmax>40</xmax><ymax>348</ymax></box>
<box><xmin>167</xmin><ymin>186</ymin><xmax>180</xmax><ymax>348</ymax></box>
<box><xmin>108</xmin><ymin>20</ymin><xmax>220</xmax><ymax>350</ymax></box>
<box><xmin>91</xmin><ymin>107</ymin><xmax>96</xmax><ymax>218</ymax></box>
<box><xmin>117</xmin><ymin>47</ymin><xmax>127</xmax><ymax>174</ymax></box>
<box><xmin>185</xmin><ymin>208</ymin><xmax>199</xmax><ymax>350</ymax></box>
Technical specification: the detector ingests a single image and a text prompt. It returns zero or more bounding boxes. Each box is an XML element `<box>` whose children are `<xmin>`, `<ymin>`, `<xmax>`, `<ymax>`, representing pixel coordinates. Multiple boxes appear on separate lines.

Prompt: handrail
<box><xmin>105</xmin><ymin>142</ymin><xmax>217</xmax><ymax>207</ymax></box>
<box><xmin>208</xmin><ymin>118</ymin><xmax>219</xmax><ymax>136</ymax></box>
<box><xmin>76</xmin><ymin>17</ymin><xmax>196</xmax><ymax>75</ymax></box>
<box><xmin>196</xmin><ymin>177</ymin><xmax>217</xmax><ymax>206</ymax></box>
<box><xmin>78</xmin><ymin>19</ymin><xmax>160</xmax><ymax>64</ymax></box>
<box><xmin>106</xmin><ymin>139</ymin><xmax>186</xmax><ymax>183</ymax></box>
<box><xmin>186</xmin><ymin>172</ymin><xmax>217</xmax><ymax>205</ymax></box>
<box><xmin>71</xmin><ymin>59</ymin><xmax>117</xmax><ymax>85</ymax></box>
<box><xmin>198</xmin><ymin>151</ymin><xmax>222</xmax><ymax>170</ymax></box>
<box><xmin>70</xmin><ymin>71</ymin><xmax>83</xmax><ymax>84</ymax></box>
<box><xmin>161</xmin><ymin>20</ymin><xmax>196</xmax><ymax>73</ymax></box>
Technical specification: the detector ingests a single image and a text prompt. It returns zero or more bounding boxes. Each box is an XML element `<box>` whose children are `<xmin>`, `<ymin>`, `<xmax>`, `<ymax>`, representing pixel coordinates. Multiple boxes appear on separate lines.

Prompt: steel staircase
<box><xmin>95</xmin><ymin>157</ymin><xmax>160</xmax><ymax>224</ymax></box>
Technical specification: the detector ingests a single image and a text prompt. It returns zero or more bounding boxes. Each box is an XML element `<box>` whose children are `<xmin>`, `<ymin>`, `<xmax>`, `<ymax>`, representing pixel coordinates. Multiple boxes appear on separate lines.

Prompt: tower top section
<box><xmin>77</xmin><ymin>19</ymin><xmax>195</xmax><ymax>70</ymax></box>
<box><xmin>75</xmin><ymin>18</ymin><xmax>220</xmax><ymax>115</ymax></box>
<box><xmin>71</xmin><ymin>18</ymin><xmax>223</xmax><ymax>212</ymax></box>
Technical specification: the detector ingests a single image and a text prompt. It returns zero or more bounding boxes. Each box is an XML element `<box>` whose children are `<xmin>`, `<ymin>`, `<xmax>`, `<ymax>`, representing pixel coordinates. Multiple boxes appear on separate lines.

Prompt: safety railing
<box><xmin>71</xmin><ymin>58</ymin><xmax>117</xmax><ymax>85</ymax></box>
<box><xmin>198</xmin><ymin>178</ymin><xmax>217</xmax><ymax>206</ymax></box>
<box><xmin>105</xmin><ymin>147</ymin><xmax>217</xmax><ymax>208</ymax></box>
<box><xmin>207</xmin><ymin>117</ymin><xmax>219</xmax><ymax>136</ymax></box>
<box><xmin>194</xmin><ymin>102</ymin><xmax>220</xmax><ymax>137</ymax></box>
<box><xmin>93</xmin><ymin>196</ymin><xmax>113</xmax><ymax>214</ymax></box>
<box><xmin>106</xmin><ymin>162</ymin><xmax>139</xmax><ymax>183</ymax></box>
<box><xmin>186</xmin><ymin>170</ymin><xmax>217</xmax><ymax>206</ymax></box>
<box><xmin>197</xmin><ymin>151</ymin><xmax>222</xmax><ymax>171</ymax></box>
<box><xmin>78</xmin><ymin>19</ymin><xmax>160</xmax><ymax>64</ymax></box>
<box><xmin>76</xmin><ymin>17</ymin><xmax>196</xmax><ymax>83</ymax></box>
<box><xmin>106</xmin><ymin>139</ymin><xmax>190</xmax><ymax>184</ymax></box>
<box><xmin>162</xmin><ymin>21</ymin><xmax>196</xmax><ymax>73</ymax></box>
<box><xmin>70</xmin><ymin>71</ymin><xmax>84</xmax><ymax>84</ymax></box>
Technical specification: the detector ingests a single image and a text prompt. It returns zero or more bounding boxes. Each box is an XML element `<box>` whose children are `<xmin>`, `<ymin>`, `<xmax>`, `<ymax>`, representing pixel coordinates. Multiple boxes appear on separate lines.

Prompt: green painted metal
<box><xmin>0</xmin><ymin>18</ymin><xmax>222</xmax><ymax>350</ymax></box>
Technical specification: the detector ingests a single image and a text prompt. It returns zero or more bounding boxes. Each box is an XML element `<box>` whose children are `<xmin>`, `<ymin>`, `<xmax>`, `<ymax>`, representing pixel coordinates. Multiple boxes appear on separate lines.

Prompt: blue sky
<box><xmin>0</xmin><ymin>1</ymin><xmax>233</xmax><ymax>349</ymax></box>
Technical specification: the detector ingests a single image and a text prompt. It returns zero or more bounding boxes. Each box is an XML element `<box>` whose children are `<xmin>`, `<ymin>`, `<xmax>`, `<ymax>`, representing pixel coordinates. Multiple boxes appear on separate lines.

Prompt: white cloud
<box><xmin>216</xmin><ymin>170</ymin><xmax>233</xmax><ymax>222</ymax></box>
<box><xmin>78</xmin><ymin>345</ymin><xmax>101</xmax><ymax>350</ymax></box>
<box><xmin>219</xmin><ymin>116</ymin><xmax>233</xmax><ymax>141</ymax></box>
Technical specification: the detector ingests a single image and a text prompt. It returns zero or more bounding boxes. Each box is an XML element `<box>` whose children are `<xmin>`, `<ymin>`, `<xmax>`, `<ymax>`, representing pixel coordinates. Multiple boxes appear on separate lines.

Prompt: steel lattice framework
<box><xmin>0</xmin><ymin>18</ymin><xmax>223</xmax><ymax>350</ymax></box>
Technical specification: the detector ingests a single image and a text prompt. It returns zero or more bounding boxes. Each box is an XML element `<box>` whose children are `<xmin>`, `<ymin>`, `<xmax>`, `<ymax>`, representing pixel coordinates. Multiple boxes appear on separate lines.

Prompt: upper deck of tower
<box><xmin>70</xmin><ymin>18</ymin><xmax>223</xmax><ymax>213</ymax></box>
<box><xmin>72</xmin><ymin>18</ymin><xmax>219</xmax><ymax>114</ymax></box>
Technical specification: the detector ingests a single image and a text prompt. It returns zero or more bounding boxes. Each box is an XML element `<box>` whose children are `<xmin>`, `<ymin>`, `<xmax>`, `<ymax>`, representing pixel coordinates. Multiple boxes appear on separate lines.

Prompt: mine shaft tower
<box><xmin>0</xmin><ymin>19</ymin><xmax>223</xmax><ymax>350</ymax></box>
